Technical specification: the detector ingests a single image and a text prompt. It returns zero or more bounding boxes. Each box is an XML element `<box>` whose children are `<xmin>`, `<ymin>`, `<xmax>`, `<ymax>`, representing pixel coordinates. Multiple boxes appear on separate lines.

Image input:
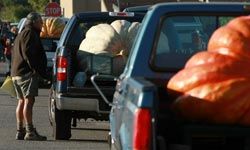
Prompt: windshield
<box><xmin>153</xmin><ymin>15</ymin><xmax>238</xmax><ymax>70</ymax></box>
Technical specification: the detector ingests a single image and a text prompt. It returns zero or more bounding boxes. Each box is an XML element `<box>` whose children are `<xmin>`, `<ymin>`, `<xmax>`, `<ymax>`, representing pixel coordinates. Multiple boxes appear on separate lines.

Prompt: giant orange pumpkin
<box><xmin>167</xmin><ymin>16</ymin><xmax>250</xmax><ymax>125</ymax></box>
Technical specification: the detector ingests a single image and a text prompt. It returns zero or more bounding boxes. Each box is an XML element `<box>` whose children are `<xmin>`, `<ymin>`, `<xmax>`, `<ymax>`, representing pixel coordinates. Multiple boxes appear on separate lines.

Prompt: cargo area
<box><xmin>65</xmin><ymin>13</ymin><xmax>144</xmax><ymax>88</ymax></box>
<box><xmin>153</xmin><ymin>80</ymin><xmax>250</xmax><ymax>150</ymax></box>
<box><xmin>61</xmin><ymin>13</ymin><xmax>144</xmax><ymax>113</ymax></box>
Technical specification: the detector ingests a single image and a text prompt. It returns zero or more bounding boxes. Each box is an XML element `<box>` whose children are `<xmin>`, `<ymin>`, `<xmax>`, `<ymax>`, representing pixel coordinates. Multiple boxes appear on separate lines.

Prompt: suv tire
<box><xmin>49</xmin><ymin>89</ymin><xmax>72</xmax><ymax>140</ymax></box>
<box><xmin>48</xmin><ymin>88</ymin><xmax>54</xmax><ymax>126</ymax></box>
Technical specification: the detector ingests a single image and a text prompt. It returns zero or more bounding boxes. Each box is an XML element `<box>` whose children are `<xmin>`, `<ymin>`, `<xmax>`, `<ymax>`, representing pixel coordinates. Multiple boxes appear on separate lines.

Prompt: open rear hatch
<box><xmin>65</xmin><ymin>12</ymin><xmax>145</xmax><ymax>98</ymax></box>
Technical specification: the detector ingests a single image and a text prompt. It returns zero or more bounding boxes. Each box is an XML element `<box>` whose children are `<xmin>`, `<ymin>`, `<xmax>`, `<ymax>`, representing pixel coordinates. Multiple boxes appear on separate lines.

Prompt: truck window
<box><xmin>67</xmin><ymin>22</ymin><xmax>101</xmax><ymax>48</ymax></box>
<box><xmin>41</xmin><ymin>39</ymin><xmax>58</xmax><ymax>52</ymax></box>
<box><xmin>153</xmin><ymin>15</ymin><xmax>236</xmax><ymax>70</ymax></box>
<box><xmin>67</xmin><ymin>24</ymin><xmax>84</xmax><ymax>47</ymax></box>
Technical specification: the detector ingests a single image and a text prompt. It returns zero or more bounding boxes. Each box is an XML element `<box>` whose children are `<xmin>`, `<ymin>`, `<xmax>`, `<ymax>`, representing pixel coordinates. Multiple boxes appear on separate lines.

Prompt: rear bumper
<box><xmin>55</xmin><ymin>93</ymin><xmax>109</xmax><ymax>113</ymax></box>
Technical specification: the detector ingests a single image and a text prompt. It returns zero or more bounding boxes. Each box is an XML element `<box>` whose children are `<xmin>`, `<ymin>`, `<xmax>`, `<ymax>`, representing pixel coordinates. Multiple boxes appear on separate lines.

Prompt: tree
<box><xmin>0</xmin><ymin>0</ymin><xmax>30</xmax><ymax>22</ymax></box>
<box><xmin>0</xmin><ymin>4</ymin><xmax>31</xmax><ymax>22</ymax></box>
<box><xmin>28</xmin><ymin>0</ymin><xmax>50</xmax><ymax>13</ymax></box>
<box><xmin>0</xmin><ymin>0</ymin><xmax>28</xmax><ymax>6</ymax></box>
<box><xmin>0</xmin><ymin>0</ymin><xmax>61</xmax><ymax>22</ymax></box>
<box><xmin>0</xmin><ymin>0</ymin><xmax>50</xmax><ymax>22</ymax></box>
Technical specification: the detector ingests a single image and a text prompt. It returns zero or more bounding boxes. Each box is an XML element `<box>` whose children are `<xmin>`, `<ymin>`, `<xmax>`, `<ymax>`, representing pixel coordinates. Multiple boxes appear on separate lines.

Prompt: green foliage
<box><xmin>0</xmin><ymin>0</ymin><xmax>50</xmax><ymax>22</ymax></box>
<box><xmin>28</xmin><ymin>0</ymin><xmax>50</xmax><ymax>13</ymax></box>
<box><xmin>0</xmin><ymin>4</ymin><xmax>32</xmax><ymax>22</ymax></box>
<box><xmin>0</xmin><ymin>0</ymin><xmax>28</xmax><ymax>6</ymax></box>
<box><xmin>219</xmin><ymin>17</ymin><xmax>234</xmax><ymax>26</ymax></box>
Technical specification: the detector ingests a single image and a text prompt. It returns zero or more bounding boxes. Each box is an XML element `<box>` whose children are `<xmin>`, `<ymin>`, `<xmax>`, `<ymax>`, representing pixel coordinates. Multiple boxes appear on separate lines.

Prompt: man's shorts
<box><xmin>12</xmin><ymin>73</ymin><xmax>39</xmax><ymax>100</ymax></box>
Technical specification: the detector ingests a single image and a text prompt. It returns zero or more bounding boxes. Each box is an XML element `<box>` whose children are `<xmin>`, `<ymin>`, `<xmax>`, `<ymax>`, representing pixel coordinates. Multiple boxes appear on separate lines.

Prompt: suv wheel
<box><xmin>48</xmin><ymin>88</ymin><xmax>55</xmax><ymax>126</ymax></box>
<box><xmin>53</xmin><ymin>108</ymin><xmax>72</xmax><ymax>140</ymax></box>
<box><xmin>49</xmin><ymin>89</ymin><xmax>72</xmax><ymax>140</ymax></box>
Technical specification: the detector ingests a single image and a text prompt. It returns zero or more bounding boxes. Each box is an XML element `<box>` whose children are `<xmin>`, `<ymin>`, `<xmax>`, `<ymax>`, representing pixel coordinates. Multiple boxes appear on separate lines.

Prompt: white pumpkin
<box><xmin>78</xmin><ymin>20</ymin><xmax>140</xmax><ymax>76</ymax></box>
<box><xmin>110</xmin><ymin>20</ymin><xmax>140</xmax><ymax>56</ymax></box>
<box><xmin>111</xmin><ymin>20</ymin><xmax>131</xmax><ymax>41</ymax></box>
<box><xmin>79</xmin><ymin>23</ymin><xmax>122</xmax><ymax>56</ymax></box>
<box><xmin>127</xmin><ymin>22</ymin><xmax>140</xmax><ymax>51</ymax></box>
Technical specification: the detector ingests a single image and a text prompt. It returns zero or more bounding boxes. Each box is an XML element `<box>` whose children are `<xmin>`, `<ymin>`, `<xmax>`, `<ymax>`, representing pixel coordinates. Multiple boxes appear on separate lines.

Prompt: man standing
<box><xmin>11</xmin><ymin>12</ymin><xmax>47</xmax><ymax>141</ymax></box>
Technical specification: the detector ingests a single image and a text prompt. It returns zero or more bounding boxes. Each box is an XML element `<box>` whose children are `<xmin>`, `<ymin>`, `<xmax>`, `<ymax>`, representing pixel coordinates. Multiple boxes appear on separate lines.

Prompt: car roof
<box><xmin>18</xmin><ymin>16</ymin><xmax>69</xmax><ymax>34</ymax></box>
<box><xmin>74</xmin><ymin>11</ymin><xmax>145</xmax><ymax>21</ymax></box>
<box><xmin>123</xmin><ymin>5</ymin><xmax>151</xmax><ymax>13</ymax></box>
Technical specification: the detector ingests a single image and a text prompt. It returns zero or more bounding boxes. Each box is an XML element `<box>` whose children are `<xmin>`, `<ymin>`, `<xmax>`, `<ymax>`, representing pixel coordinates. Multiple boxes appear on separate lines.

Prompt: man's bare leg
<box><xmin>16</xmin><ymin>98</ymin><xmax>25</xmax><ymax>140</ymax></box>
<box><xmin>16</xmin><ymin>99</ymin><xmax>25</xmax><ymax>127</ymax></box>
<box><xmin>23</xmin><ymin>96</ymin><xmax>35</xmax><ymax>126</ymax></box>
<box><xmin>23</xmin><ymin>96</ymin><xmax>46</xmax><ymax>141</ymax></box>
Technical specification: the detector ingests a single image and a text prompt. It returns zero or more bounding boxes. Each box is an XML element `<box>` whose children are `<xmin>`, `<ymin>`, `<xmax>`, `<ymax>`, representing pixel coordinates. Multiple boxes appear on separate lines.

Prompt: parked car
<box><xmin>17</xmin><ymin>18</ymin><xmax>26</xmax><ymax>33</ymax></box>
<box><xmin>108</xmin><ymin>2</ymin><xmax>250</xmax><ymax>150</ymax></box>
<box><xmin>48</xmin><ymin>11</ymin><xmax>145</xmax><ymax>140</ymax></box>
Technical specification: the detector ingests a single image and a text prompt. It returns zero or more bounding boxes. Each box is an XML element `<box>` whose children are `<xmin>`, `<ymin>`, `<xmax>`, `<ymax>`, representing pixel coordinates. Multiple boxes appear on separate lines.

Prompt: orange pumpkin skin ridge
<box><xmin>208</xmin><ymin>16</ymin><xmax>250</xmax><ymax>60</ymax></box>
<box><xmin>172</xmin><ymin>79</ymin><xmax>250</xmax><ymax>124</ymax></box>
<box><xmin>168</xmin><ymin>51</ymin><xmax>250</xmax><ymax>92</ymax></box>
<box><xmin>167</xmin><ymin>16</ymin><xmax>250</xmax><ymax>125</ymax></box>
<box><xmin>227</xmin><ymin>16</ymin><xmax>250</xmax><ymax>40</ymax></box>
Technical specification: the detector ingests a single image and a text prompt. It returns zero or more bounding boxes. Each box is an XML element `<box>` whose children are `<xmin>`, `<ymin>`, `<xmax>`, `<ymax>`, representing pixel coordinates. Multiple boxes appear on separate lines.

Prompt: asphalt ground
<box><xmin>0</xmin><ymin>88</ymin><xmax>109</xmax><ymax>150</ymax></box>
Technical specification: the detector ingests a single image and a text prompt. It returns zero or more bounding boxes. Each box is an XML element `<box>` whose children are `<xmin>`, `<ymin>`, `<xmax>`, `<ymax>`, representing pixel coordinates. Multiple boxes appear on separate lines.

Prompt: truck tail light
<box><xmin>133</xmin><ymin>108</ymin><xmax>152</xmax><ymax>150</ymax></box>
<box><xmin>57</xmin><ymin>56</ymin><xmax>67</xmax><ymax>81</ymax></box>
<box><xmin>109</xmin><ymin>12</ymin><xmax>134</xmax><ymax>17</ymax></box>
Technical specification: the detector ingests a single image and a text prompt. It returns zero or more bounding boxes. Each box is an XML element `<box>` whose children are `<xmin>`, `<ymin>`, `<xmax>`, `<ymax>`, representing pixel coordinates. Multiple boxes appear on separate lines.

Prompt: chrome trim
<box><xmin>55</xmin><ymin>93</ymin><xmax>109</xmax><ymax>113</ymax></box>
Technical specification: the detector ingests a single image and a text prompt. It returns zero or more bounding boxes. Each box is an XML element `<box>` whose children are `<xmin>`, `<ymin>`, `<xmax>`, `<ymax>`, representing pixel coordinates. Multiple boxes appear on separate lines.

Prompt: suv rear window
<box><xmin>153</xmin><ymin>15</ymin><xmax>238</xmax><ymax>70</ymax></box>
<box><xmin>66</xmin><ymin>14</ymin><xmax>144</xmax><ymax>76</ymax></box>
<box><xmin>41</xmin><ymin>38</ymin><xmax>58</xmax><ymax>52</ymax></box>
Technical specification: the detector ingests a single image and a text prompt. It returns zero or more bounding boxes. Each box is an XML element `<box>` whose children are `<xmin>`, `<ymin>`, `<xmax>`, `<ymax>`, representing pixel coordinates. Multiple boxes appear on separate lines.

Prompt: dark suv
<box><xmin>48</xmin><ymin>12</ymin><xmax>144</xmax><ymax>140</ymax></box>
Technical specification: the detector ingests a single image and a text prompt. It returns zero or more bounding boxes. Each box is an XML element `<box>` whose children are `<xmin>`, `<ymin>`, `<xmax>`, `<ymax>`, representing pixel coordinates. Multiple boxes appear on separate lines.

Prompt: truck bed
<box><xmin>157</xmin><ymin>86</ymin><xmax>250</xmax><ymax>150</ymax></box>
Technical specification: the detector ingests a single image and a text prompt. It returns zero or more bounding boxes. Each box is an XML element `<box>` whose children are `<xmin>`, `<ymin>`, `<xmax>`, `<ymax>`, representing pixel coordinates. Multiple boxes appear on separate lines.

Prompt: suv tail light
<box><xmin>57</xmin><ymin>56</ymin><xmax>67</xmax><ymax>81</ymax></box>
<box><xmin>133</xmin><ymin>108</ymin><xmax>152</xmax><ymax>150</ymax></box>
<box><xmin>109</xmin><ymin>12</ymin><xmax>134</xmax><ymax>17</ymax></box>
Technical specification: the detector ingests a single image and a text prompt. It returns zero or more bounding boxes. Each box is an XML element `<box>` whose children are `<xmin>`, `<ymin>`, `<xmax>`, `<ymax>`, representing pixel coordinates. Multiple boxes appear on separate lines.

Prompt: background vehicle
<box><xmin>0</xmin><ymin>21</ymin><xmax>15</xmax><ymax>82</ymax></box>
<box><xmin>109</xmin><ymin>2</ymin><xmax>250</xmax><ymax>150</ymax></box>
<box><xmin>49</xmin><ymin>12</ymin><xmax>145</xmax><ymax>140</ymax></box>
<box><xmin>17</xmin><ymin>18</ymin><xmax>26</xmax><ymax>34</ymax></box>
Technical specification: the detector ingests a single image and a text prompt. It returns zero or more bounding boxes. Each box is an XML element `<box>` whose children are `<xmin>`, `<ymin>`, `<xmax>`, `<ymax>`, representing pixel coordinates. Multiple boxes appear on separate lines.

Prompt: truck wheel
<box><xmin>53</xmin><ymin>109</ymin><xmax>72</xmax><ymax>140</ymax></box>
<box><xmin>48</xmin><ymin>88</ymin><xmax>55</xmax><ymax>126</ymax></box>
<box><xmin>49</xmin><ymin>92</ymin><xmax>72</xmax><ymax>140</ymax></box>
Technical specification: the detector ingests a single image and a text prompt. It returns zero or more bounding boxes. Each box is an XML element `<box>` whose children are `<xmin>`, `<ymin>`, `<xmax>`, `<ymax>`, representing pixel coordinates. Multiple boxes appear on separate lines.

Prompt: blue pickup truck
<box><xmin>109</xmin><ymin>2</ymin><xmax>250</xmax><ymax>150</ymax></box>
<box><xmin>48</xmin><ymin>12</ymin><xmax>145</xmax><ymax>140</ymax></box>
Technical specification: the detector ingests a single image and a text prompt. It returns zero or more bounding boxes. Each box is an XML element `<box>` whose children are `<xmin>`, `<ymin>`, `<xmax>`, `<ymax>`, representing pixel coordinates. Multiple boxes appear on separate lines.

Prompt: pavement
<box><xmin>0</xmin><ymin>61</ymin><xmax>9</xmax><ymax>82</ymax></box>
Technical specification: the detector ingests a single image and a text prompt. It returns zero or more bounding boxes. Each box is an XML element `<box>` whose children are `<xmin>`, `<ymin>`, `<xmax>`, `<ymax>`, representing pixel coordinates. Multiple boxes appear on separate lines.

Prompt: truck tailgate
<box><xmin>67</xmin><ymin>86</ymin><xmax>115</xmax><ymax>97</ymax></box>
